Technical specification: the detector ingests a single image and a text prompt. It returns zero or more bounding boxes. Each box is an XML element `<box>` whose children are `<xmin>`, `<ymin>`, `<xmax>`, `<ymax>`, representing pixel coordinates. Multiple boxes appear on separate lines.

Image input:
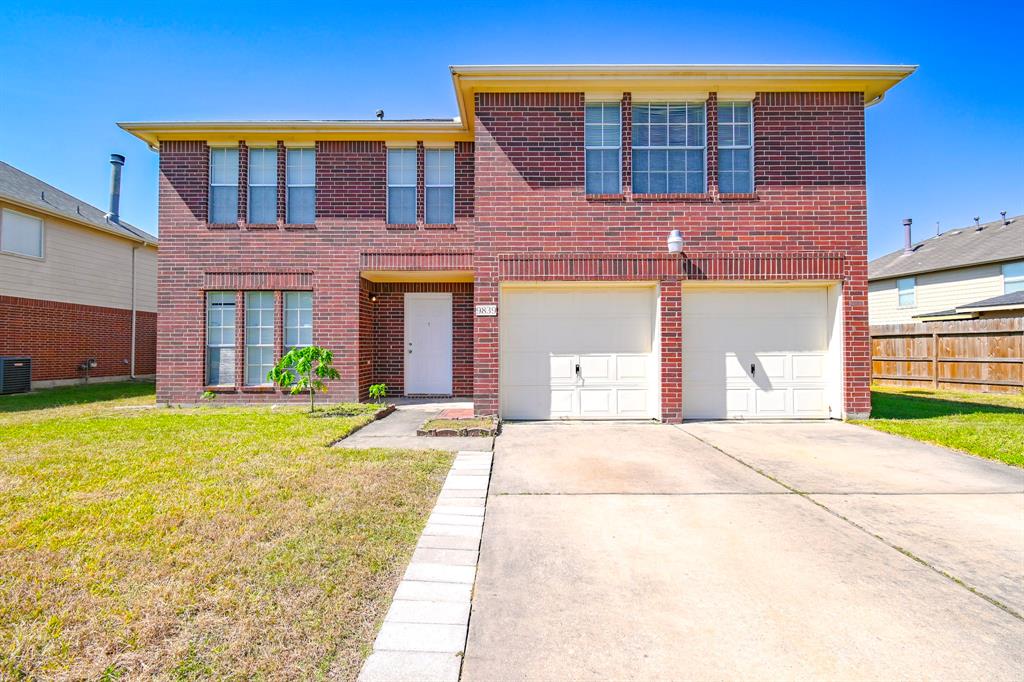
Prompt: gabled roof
<box><xmin>0</xmin><ymin>161</ymin><xmax>156</xmax><ymax>246</ymax></box>
<box><xmin>869</xmin><ymin>215</ymin><xmax>1023</xmax><ymax>281</ymax></box>
<box><xmin>119</xmin><ymin>63</ymin><xmax>916</xmax><ymax>149</ymax></box>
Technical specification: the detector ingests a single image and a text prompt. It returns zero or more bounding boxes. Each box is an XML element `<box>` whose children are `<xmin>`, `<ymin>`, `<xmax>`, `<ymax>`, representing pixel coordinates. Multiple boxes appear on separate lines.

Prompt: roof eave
<box><xmin>0</xmin><ymin>193</ymin><xmax>158</xmax><ymax>247</ymax></box>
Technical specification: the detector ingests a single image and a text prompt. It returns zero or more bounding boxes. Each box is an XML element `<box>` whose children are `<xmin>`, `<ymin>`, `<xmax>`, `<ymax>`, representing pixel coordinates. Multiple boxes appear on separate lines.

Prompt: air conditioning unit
<box><xmin>0</xmin><ymin>357</ymin><xmax>31</xmax><ymax>395</ymax></box>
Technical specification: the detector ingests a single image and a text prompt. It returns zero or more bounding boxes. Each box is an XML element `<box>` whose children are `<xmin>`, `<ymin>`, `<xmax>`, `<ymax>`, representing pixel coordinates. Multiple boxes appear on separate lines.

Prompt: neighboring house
<box><xmin>121</xmin><ymin>63</ymin><xmax>914</xmax><ymax>421</ymax></box>
<box><xmin>868</xmin><ymin>215</ymin><xmax>1024</xmax><ymax>324</ymax></box>
<box><xmin>0</xmin><ymin>158</ymin><xmax>158</xmax><ymax>387</ymax></box>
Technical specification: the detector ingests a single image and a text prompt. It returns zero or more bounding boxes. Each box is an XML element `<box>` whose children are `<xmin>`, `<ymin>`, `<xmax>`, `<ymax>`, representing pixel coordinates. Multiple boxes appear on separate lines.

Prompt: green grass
<box><xmin>0</xmin><ymin>382</ymin><xmax>453</xmax><ymax>680</ymax></box>
<box><xmin>853</xmin><ymin>386</ymin><xmax>1024</xmax><ymax>467</ymax></box>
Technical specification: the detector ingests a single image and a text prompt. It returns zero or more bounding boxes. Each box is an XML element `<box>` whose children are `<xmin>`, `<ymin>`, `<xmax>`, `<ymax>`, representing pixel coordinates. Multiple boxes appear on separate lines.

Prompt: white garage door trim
<box><xmin>500</xmin><ymin>283</ymin><xmax>660</xmax><ymax>420</ymax></box>
<box><xmin>681</xmin><ymin>283</ymin><xmax>843</xmax><ymax>420</ymax></box>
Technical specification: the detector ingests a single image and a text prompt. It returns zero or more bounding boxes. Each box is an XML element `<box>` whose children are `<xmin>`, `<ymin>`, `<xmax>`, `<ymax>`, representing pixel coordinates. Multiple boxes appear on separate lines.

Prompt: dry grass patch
<box><xmin>0</xmin><ymin>383</ymin><xmax>452</xmax><ymax>680</ymax></box>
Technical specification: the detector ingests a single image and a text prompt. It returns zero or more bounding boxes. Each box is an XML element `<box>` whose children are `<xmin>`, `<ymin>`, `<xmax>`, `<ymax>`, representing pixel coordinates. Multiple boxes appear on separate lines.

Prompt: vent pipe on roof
<box><xmin>1001</xmin><ymin>211</ymin><xmax>1008</xmax><ymax>225</ymax></box>
<box><xmin>903</xmin><ymin>218</ymin><xmax>913</xmax><ymax>253</ymax></box>
<box><xmin>376</xmin><ymin>109</ymin><xmax>384</xmax><ymax>120</ymax></box>
<box><xmin>974</xmin><ymin>216</ymin><xmax>981</xmax><ymax>231</ymax></box>
<box><xmin>106</xmin><ymin>154</ymin><xmax>125</xmax><ymax>224</ymax></box>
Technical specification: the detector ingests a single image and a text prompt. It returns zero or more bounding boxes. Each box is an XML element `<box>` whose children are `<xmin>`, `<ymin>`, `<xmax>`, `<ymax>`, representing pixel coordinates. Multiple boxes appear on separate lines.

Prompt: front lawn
<box><xmin>853</xmin><ymin>386</ymin><xmax>1024</xmax><ymax>467</ymax></box>
<box><xmin>0</xmin><ymin>382</ymin><xmax>452</xmax><ymax>679</ymax></box>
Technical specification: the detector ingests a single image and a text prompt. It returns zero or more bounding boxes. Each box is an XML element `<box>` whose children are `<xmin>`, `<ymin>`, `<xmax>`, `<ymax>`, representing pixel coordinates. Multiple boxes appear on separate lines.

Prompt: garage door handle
<box><xmin>575</xmin><ymin>363</ymin><xmax>581</xmax><ymax>377</ymax></box>
<box><xmin>750</xmin><ymin>363</ymin><xmax>756</xmax><ymax>376</ymax></box>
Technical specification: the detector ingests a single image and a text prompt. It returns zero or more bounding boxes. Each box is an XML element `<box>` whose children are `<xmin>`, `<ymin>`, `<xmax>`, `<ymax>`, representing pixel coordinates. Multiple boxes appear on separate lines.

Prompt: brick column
<box><xmin>416</xmin><ymin>141</ymin><xmax>425</xmax><ymax>224</ymax></box>
<box><xmin>660</xmin><ymin>277</ymin><xmax>682</xmax><ymax>422</ymax></box>
<box><xmin>843</xmin><ymin>258</ymin><xmax>872</xmax><ymax>418</ymax></box>
<box><xmin>621</xmin><ymin>92</ymin><xmax>632</xmax><ymax>196</ymax></box>
<box><xmin>706</xmin><ymin>93</ymin><xmax>718</xmax><ymax>197</ymax></box>
<box><xmin>237</xmin><ymin>141</ymin><xmax>248</xmax><ymax>225</ymax></box>
<box><xmin>473</xmin><ymin>258</ymin><xmax>500</xmax><ymax>416</ymax></box>
<box><xmin>276</xmin><ymin>141</ymin><xmax>287</xmax><ymax>225</ymax></box>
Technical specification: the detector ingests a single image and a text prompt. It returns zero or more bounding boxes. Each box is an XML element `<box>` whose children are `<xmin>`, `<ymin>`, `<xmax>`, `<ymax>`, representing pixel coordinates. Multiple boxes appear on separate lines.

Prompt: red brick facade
<box><xmin>153</xmin><ymin>87</ymin><xmax>872</xmax><ymax>419</ymax></box>
<box><xmin>0</xmin><ymin>295</ymin><xmax>156</xmax><ymax>382</ymax></box>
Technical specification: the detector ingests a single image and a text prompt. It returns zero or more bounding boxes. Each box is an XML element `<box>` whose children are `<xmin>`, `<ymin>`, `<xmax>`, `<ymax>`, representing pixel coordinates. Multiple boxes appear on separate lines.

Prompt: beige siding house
<box><xmin>869</xmin><ymin>216</ymin><xmax>1024</xmax><ymax>325</ymax></box>
<box><xmin>0</xmin><ymin>159</ymin><xmax>158</xmax><ymax>387</ymax></box>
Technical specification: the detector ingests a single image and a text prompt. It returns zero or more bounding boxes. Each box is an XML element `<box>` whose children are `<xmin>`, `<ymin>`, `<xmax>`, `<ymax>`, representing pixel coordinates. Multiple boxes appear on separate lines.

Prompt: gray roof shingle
<box><xmin>868</xmin><ymin>215</ymin><xmax>1022</xmax><ymax>281</ymax></box>
<box><xmin>0</xmin><ymin>161</ymin><xmax>156</xmax><ymax>245</ymax></box>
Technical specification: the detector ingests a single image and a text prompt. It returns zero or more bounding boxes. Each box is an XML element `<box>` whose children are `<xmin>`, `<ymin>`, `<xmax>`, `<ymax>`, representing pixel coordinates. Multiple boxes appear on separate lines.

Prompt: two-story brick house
<box><xmin>121</xmin><ymin>64</ymin><xmax>913</xmax><ymax>421</ymax></box>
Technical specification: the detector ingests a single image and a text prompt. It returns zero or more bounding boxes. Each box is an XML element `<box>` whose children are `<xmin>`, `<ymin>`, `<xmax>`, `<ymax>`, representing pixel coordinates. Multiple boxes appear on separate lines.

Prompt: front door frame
<box><xmin>404</xmin><ymin>292</ymin><xmax>454</xmax><ymax>395</ymax></box>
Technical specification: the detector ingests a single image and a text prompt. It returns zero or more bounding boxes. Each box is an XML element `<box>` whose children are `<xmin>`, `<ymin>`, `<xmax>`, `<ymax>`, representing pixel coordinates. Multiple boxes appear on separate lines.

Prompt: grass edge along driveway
<box><xmin>853</xmin><ymin>385</ymin><xmax>1024</xmax><ymax>468</ymax></box>
<box><xmin>0</xmin><ymin>382</ymin><xmax>452</xmax><ymax>680</ymax></box>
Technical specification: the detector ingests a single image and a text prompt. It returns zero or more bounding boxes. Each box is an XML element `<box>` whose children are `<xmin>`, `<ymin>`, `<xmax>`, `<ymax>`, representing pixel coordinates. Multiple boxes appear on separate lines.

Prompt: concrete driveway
<box><xmin>462</xmin><ymin>421</ymin><xmax>1024</xmax><ymax>681</ymax></box>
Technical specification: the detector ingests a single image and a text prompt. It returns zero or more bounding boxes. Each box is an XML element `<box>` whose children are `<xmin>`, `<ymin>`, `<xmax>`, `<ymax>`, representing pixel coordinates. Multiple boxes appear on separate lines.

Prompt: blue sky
<box><xmin>2</xmin><ymin>1</ymin><xmax>1021</xmax><ymax>258</ymax></box>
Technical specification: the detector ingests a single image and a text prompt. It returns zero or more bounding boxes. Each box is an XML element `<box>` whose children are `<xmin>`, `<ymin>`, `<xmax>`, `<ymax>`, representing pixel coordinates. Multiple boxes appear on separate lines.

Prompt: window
<box><xmin>387</xmin><ymin>148</ymin><xmax>417</xmax><ymax>224</ymax></box>
<box><xmin>286</xmin><ymin>148</ymin><xmax>316</xmax><ymax>224</ymax></box>
<box><xmin>632</xmin><ymin>102</ymin><xmax>706</xmax><ymax>194</ymax></box>
<box><xmin>244</xmin><ymin>292</ymin><xmax>275</xmax><ymax>385</ymax></box>
<box><xmin>0</xmin><ymin>208</ymin><xmax>43</xmax><ymax>258</ymax></box>
<box><xmin>248</xmin><ymin>147</ymin><xmax>277</xmax><ymax>224</ymax></box>
<box><xmin>1004</xmin><ymin>262</ymin><xmax>1024</xmax><ymax>294</ymax></box>
<box><xmin>209</xmin><ymin>148</ymin><xmax>239</xmax><ymax>224</ymax></box>
<box><xmin>897</xmin><ymin>277</ymin><xmax>916</xmax><ymax>307</ymax></box>
<box><xmin>425</xmin><ymin>148</ymin><xmax>455</xmax><ymax>224</ymax></box>
<box><xmin>206</xmin><ymin>292</ymin><xmax>236</xmax><ymax>386</ymax></box>
<box><xmin>284</xmin><ymin>291</ymin><xmax>313</xmax><ymax>352</ymax></box>
<box><xmin>585</xmin><ymin>102</ymin><xmax>621</xmax><ymax>194</ymax></box>
<box><xmin>719</xmin><ymin>101</ymin><xmax>753</xmax><ymax>194</ymax></box>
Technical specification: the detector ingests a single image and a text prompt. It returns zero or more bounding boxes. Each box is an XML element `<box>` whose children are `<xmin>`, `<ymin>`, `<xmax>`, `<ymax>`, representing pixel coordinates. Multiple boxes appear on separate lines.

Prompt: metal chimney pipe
<box><xmin>902</xmin><ymin>218</ymin><xmax>913</xmax><ymax>253</ymax></box>
<box><xmin>106</xmin><ymin>154</ymin><xmax>125</xmax><ymax>224</ymax></box>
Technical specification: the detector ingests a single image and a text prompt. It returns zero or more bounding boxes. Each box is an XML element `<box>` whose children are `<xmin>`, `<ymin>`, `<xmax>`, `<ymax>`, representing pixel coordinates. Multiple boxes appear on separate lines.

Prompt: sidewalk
<box><xmin>336</xmin><ymin>400</ymin><xmax>494</xmax><ymax>452</ymax></box>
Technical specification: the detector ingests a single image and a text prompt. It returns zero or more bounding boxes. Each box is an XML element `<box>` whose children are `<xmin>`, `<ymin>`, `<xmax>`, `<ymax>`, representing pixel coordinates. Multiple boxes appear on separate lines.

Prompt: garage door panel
<box><xmin>683</xmin><ymin>287</ymin><xmax>832</xmax><ymax>420</ymax></box>
<box><xmin>501</xmin><ymin>286</ymin><xmax>657</xmax><ymax>420</ymax></box>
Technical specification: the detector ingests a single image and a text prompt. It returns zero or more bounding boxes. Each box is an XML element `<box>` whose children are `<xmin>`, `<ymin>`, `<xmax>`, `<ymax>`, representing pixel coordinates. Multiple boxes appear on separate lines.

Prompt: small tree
<box><xmin>268</xmin><ymin>346</ymin><xmax>341</xmax><ymax>413</ymax></box>
<box><xmin>368</xmin><ymin>383</ymin><xmax>388</xmax><ymax>404</ymax></box>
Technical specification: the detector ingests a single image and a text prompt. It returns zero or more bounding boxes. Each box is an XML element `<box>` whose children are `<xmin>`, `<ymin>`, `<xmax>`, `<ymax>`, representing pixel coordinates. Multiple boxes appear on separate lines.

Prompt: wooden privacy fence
<box><xmin>871</xmin><ymin>318</ymin><xmax>1024</xmax><ymax>393</ymax></box>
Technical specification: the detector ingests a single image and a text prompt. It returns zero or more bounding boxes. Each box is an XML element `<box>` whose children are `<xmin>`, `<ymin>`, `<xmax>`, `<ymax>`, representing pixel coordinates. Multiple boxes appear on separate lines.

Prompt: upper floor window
<box><xmin>897</xmin><ymin>276</ymin><xmax>916</xmax><ymax>307</ymax></box>
<box><xmin>632</xmin><ymin>102</ymin><xmax>705</xmax><ymax>194</ymax></box>
<box><xmin>209</xmin><ymin>148</ymin><xmax>239</xmax><ymax>224</ymax></box>
<box><xmin>0</xmin><ymin>208</ymin><xmax>44</xmax><ymax>258</ymax></box>
<box><xmin>1004</xmin><ymin>261</ymin><xmax>1024</xmax><ymax>294</ymax></box>
<box><xmin>425</xmin><ymin>148</ymin><xmax>455</xmax><ymax>224</ymax></box>
<box><xmin>244</xmin><ymin>291</ymin><xmax>275</xmax><ymax>386</ymax></box>
<box><xmin>718</xmin><ymin>101</ymin><xmax>753</xmax><ymax>194</ymax></box>
<box><xmin>284</xmin><ymin>291</ymin><xmax>313</xmax><ymax>352</ymax></box>
<box><xmin>286</xmin><ymin>148</ymin><xmax>316</xmax><ymax>224</ymax></box>
<box><xmin>387</xmin><ymin>148</ymin><xmax>417</xmax><ymax>224</ymax></box>
<box><xmin>206</xmin><ymin>291</ymin><xmax>236</xmax><ymax>386</ymax></box>
<box><xmin>248</xmin><ymin>147</ymin><xmax>277</xmax><ymax>224</ymax></box>
<box><xmin>585</xmin><ymin>102</ymin><xmax>621</xmax><ymax>195</ymax></box>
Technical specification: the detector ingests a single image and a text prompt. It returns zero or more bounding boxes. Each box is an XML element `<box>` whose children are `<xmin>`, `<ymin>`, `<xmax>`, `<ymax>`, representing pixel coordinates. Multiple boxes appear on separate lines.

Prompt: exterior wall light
<box><xmin>667</xmin><ymin>229</ymin><xmax>683</xmax><ymax>254</ymax></box>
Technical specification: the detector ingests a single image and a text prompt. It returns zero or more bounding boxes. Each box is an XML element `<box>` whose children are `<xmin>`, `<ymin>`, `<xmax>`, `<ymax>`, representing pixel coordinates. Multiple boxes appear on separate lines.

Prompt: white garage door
<box><xmin>501</xmin><ymin>286</ymin><xmax>658</xmax><ymax>420</ymax></box>
<box><xmin>682</xmin><ymin>287</ymin><xmax>833</xmax><ymax>419</ymax></box>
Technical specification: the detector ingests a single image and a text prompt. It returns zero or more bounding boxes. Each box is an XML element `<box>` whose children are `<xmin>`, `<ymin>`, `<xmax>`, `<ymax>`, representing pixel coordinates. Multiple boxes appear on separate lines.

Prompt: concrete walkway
<box><xmin>336</xmin><ymin>400</ymin><xmax>493</xmax><ymax>452</ymax></box>
<box><xmin>462</xmin><ymin>421</ymin><xmax>1024</xmax><ymax>681</ymax></box>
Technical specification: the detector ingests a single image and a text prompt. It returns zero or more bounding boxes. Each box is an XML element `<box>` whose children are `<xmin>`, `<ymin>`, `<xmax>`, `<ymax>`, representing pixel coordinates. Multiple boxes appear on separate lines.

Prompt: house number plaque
<box><xmin>475</xmin><ymin>305</ymin><xmax>497</xmax><ymax>316</ymax></box>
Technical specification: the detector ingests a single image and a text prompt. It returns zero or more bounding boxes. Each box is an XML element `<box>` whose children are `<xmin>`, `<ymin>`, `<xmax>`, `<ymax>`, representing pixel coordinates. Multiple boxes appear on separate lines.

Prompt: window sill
<box><xmin>586</xmin><ymin>193</ymin><xmax>626</xmax><ymax>202</ymax></box>
<box><xmin>424</xmin><ymin>223</ymin><xmax>457</xmax><ymax>230</ymax></box>
<box><xmin>245</xmin><ymin>223</ymin><xmax>279</xmax><ymax>230</ymax></box>
<box><xmin>203</xmin><ymin>385</ymin><xmax>237</xmax><ymax>393</ymax></box>
<box><xmin>386</xmin><ymin>223</ymin><xmax>419</xmax><ymax>231</ymax></box>
<box><xmin>207</xmin><ymin>223</ymin><xmax>240</xmax><ymax>230</ymax></box>
<box><xmin>718</xmin><ymin>192</ymin><xmax>760</xmax><ymax>202</ymax></box>
<box><xmin>283</xmin><ymin>223</ymin><xmax>317</xmax><ymax>231</ymax></box>
<box><xmin>632</xmin><ymin>193</ymin><xmax>712</xmax><ymax>202</ymax></box>
<box><xmin>241</xmin><ymin>385</ymin><xmax>277</xmax><ymax>393</ymax></box>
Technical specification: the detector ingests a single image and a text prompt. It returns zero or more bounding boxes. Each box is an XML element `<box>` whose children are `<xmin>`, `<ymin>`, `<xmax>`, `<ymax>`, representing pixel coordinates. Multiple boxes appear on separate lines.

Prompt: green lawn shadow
<box><xmin>0</xmin><ymin>380</ymin><xmax>155</xmax><ymax>414</ymax></box>
<box><xmin>871</xmin><ymin>391</ymin><xmax>1024</xmax><ymax>420</ymax></box>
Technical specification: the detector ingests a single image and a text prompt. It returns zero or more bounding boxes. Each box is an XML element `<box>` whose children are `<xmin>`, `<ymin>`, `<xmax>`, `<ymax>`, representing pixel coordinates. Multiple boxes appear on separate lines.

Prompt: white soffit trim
<box><xmin>631</xmin><ymin>91</ymin><xmax>709</xmax><ymax>102</ymax></box>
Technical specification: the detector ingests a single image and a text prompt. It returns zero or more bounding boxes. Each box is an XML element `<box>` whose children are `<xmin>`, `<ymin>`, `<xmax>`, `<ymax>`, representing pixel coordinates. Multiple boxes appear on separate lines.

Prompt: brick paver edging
<box><xmin>358</xmin><ymin>449</ymin><xmax>493</xmax><ymax>682</ymax></box>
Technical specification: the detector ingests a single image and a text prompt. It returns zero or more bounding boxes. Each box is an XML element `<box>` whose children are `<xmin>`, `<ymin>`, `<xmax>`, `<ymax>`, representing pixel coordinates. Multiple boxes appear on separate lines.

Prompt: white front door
<box><xmin>682</xmin><ymin>286</ymin><xmax>833</xmax><ymax>419</ymax></box>
<box><xmin>500</xmin><ymin>285</ymin><xmax>658</xmax><ymax>420</ymax></box>
<box><xmin>405</xmin><ymin>293</ymin><xmax>453</xmax><ymax>395</ymax></box>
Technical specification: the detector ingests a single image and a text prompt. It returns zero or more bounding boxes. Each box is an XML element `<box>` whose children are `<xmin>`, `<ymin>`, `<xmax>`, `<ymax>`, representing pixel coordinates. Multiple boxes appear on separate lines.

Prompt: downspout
<box><xmin>130</xmin><ymin>245</ymin><xmax>138</xmax><ymax>380</ymax></box>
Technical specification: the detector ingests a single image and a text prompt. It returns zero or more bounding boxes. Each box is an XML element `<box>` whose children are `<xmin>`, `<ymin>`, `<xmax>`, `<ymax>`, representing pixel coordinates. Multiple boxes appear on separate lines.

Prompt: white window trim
<box><xmin>631</xmin><ymin>101</ymin><xmax>707</xmax><ymax>195</ymax></box>
<box><xmin>0</xmin><ymin>207</ymin><xmax>45</xmax><ymax>260</ymax></box>
<box><xmin>206</xmin><ymin>291</ymin><xmax>237</xmax><ymax>387</ymax></box>
<box><xmin>387</xmin><ymin>147</ymin><xmax>418</xmax><ymax>224</ymax></box>
<box><xmin>244</xmin><ymin>291</ymin><xmax>275</xmax><ymax>386</ymax></box>
<box><xmin>896</xmin><ymin>276</ymin><xmax>916</xmax><ymax>308</ymax></box>
<box><xmin>247</xmin><ymin>147</ymin><xmax>278</xmax><ymax>224</ymax></box>
<box><xmin>718</xmin><ymin>100</ymin><xmax>755</xmax><ymax>194</ymax></box>
<box><xmin>424</xmin><ymin>147</ymin><xmax>455</xmax><ymax>225</ymax></box>
<box><xmin>1003</xmin><ymin>261</ymin><xmax>1024</xmax><ymax>294</ymax></box>
<box><xmin>209</xmin><ymin>147</ymin><xmax>239</xmax><ymax>225</ymax></box>
<box><xmin>286</xmin><ymin>148</ymin><xmax>316</xmax><ymax>225</ymax></box>
<box><xmin>584</xmin><ymin>100</ymin><xmax>622</xmax><ymax>195</ymax></box>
